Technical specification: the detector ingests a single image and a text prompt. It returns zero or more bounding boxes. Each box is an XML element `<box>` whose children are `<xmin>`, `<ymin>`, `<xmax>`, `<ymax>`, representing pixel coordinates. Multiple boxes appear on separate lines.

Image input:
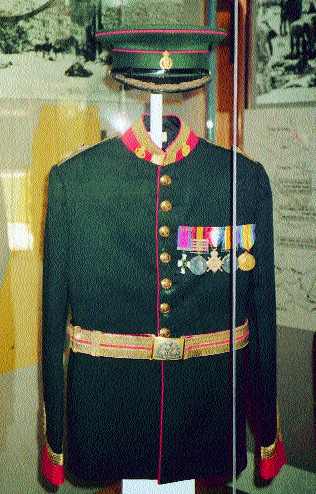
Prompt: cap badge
<box><xmin>160</xmin><ymin>51</ymin><xmax>173</xmax><ymax>70</ymax></box>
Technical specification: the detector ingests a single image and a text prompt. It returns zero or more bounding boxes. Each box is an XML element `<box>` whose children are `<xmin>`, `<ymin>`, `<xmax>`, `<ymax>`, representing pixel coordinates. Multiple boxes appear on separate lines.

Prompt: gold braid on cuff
<box><xmin>261</xmin><ymin>436</ymin><xmax>278</xmax><ymax>460</ymax></box>
<box><xmin>43</xmin><ymin>404</ymin><xmax>64</xmax><ymax>466</ymax></box>
<box><xmin>261</xmin><ymin>407</ymin><xmax>281</xmax><ymax>460</ymax></box>
<box><xmin>45</xmin><ymin>438</ymin><xmax>64</xmax><ymax>466</ymax></box>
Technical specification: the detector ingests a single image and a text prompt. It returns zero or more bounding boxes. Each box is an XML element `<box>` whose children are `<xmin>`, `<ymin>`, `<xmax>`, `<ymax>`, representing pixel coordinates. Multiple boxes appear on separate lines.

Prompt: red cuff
<box><xmin>259</xmin><ymin>437</ymin><xmax>286</xmax><ymax>480</ymax></box>
<box><xmin>41</xmin><ymin>443</ymin><xmax>65</xmax><ymax>486</ymax></box>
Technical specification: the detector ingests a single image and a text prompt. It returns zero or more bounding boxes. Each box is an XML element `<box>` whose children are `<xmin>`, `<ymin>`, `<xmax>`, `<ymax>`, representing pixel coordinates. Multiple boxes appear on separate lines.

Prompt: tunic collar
<box><xmin>121</xmin><ymin>114</ymin><xmax>199</xmax><ymax>166</ymax></box>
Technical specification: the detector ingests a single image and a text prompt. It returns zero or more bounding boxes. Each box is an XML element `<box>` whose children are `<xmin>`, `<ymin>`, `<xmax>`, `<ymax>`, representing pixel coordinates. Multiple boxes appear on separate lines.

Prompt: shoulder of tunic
<box><xmin>56</xmin><ymin>136</ymin><xmax>115</xmax><ymax>167</ymax></box>
<box><xmin>235</xmin><ymin>146</ymin><xmax>256</xmax><ymax>162</ymax></box>
<box><xmin>201</xmin><ymin>139</ymin><xmax>257</xmax><ymax>162</ymax></box>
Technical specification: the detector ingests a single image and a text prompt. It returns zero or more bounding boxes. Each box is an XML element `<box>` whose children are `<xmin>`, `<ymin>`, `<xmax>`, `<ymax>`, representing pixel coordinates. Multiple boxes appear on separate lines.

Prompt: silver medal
<box><xmin>188</xmin><ymin>255</ymin><xmax>207</xmax><ymax>275</ymax></box>
<box><xmin>222</xmin><ymin>253</ymin><xmax>239</xmax><ymax>273</ymax></box>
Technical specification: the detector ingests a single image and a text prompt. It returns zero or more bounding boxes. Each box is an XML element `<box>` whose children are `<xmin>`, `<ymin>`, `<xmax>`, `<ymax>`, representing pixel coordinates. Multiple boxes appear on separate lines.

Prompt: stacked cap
<box><xmin>96</xmin><ymin>24</ymin><xmax>226</xmax><ymax>93</ymax></box>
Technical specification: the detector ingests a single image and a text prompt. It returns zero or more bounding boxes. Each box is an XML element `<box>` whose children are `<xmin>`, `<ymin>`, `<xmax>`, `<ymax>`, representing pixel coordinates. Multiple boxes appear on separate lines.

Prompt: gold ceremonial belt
<box><xmin>67</xmin><ymin>321</ymin><xmax>248</xmax><ymax>361</ymax></box>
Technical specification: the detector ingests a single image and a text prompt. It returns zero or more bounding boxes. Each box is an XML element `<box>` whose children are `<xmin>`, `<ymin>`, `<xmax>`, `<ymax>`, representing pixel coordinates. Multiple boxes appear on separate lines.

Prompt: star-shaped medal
<box><xmin>206</xmin><ymin>250</ymin><xmax>224</xmax><ymax>273</ymax></box>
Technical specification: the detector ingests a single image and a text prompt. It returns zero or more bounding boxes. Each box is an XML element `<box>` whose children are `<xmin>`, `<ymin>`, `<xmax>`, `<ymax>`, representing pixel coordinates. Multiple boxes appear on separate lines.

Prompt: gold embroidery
<box><xmin>261</xmin><ymin>436</ymin><xmax>277</xmax><ymax>460</ymax></box>
<box><xmin>46</xmin><ymin>439</ymin><xmax>64</xmax><ymax>466</ymax></box>
<box><xmin>67</xmin><ymin>321</ymin><xmax>249</xmax><ymax>360</ymax></box>
<box><xmin>132</xmin><ymin>115</ymin><xmax>192</xmax><ymax>166</ymax></box>
<box><xmin>181</xmin><ymin>142</ymin><xmax>191</xmax><ymax>157</ymax></box>
<box><xmin>43</xmin><ymin>404</ymin><xmax>64</xmax><ymax>466</ymax></box>
<box><xmin>151</xmin><ymin>154</ymin><xmax>165</xmax><ymax>166</ymax></box>
<box><xmin>261</xmin><ymin>407</ymin><xmax>281</xmax><ymax>460</ymax></box>
<box><xmin>114</xmin><ymin>73</ymin><xmax>211</xmax><ymax>94</ymax></box>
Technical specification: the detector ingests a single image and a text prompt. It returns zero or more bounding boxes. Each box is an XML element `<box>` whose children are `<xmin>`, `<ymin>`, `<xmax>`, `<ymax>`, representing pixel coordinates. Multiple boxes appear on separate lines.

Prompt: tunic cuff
<box><xmin>259</xmin><ymin>436</ymin><xmax>286</xmax><ymax>480</ymax></box>
<box><xmin>41</xmin><ymin>441</ymin><xmax>65</xmax><ymax>486</ymax></box>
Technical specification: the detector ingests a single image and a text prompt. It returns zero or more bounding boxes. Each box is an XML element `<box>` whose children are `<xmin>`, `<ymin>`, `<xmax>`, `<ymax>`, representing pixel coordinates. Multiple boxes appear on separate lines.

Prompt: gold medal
<box><xmin>238</xmin><ymin>252</ymin><xmax>256</xmax><ymax>271</ymax></box>
<box><xmin>159</xmin><ymin>51</ymin><xmax>173</xmax><ymax>70</ymax></box>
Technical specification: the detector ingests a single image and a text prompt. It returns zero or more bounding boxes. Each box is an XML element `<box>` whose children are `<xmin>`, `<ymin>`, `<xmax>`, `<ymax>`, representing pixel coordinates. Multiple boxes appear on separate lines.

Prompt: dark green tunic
<box><xmin>42</xmin><ymin>115</ymin><xmax>277</xmax><ymax>485</ymax></box>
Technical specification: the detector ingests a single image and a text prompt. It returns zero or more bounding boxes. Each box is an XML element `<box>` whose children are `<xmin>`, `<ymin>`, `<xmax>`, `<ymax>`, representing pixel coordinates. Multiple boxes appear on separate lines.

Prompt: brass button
<box><xmin>151</xmin><ymin>154</ymin><xmax>165</xmax><ymax>166</ymax></box>
<box><xmin>160</xmin><ymin>200</ymin><xmax>172</xmax><ymax>212</ymax></box>
<box><xmin>161</xmin><ymin>278</ymin><xmax>172</xmax><ymax>290</ymax></box>
<box><xmin>158</xmin><ymin>226</ymin><xmax>170</xmax><ymax>238</ymax></box>
<box><xmin>135</xmin><ymin>146</ymin><xmax>146</xmax><ymax>159</ymax></box>
<box><xmin>160</xmin><ymin>252</ymin><xmax>171</xmax><ymax>264</ymax></box>
<box><xmin>160</xmin><ymin>174</ymin><xmax>172</xmax><ymax>186</ymax></box>
<box><xmin>181</xmin><ymin>143</ymin><xmax>191</xmax><ymax>157</ymax></box>
<box><xmin>159</xmin><ymin>327</ymin><xmax>170</xmax><ymax>338</ymax></box>
<box><xmin>159</xmin><ymin>302</ymin><xmax>170</xmax><ymax>314</ymax></box>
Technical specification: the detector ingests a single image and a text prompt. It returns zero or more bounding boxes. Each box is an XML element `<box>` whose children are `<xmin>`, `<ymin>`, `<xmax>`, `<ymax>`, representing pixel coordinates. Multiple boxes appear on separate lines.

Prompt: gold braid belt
<box><xmin>67</xmin><ymin>321</ymin><xmax>249</xmax><ymax>360</ymax></box>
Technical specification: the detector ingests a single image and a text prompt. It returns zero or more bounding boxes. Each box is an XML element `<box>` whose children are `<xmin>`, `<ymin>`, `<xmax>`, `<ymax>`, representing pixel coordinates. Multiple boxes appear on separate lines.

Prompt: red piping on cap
<box><xmin>96</xmin><ymin>28</ymin><xmax>226</xmax><ymax>36</ymax></box>
<box><xmin>113</xmin><ymin>48</ymin><xmax>210</xmax><ymax>54</ymax></box>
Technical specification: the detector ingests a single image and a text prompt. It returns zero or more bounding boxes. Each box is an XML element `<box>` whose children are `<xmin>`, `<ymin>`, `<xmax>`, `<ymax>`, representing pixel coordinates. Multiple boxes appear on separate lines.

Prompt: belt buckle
<box><xmin>152</xmin><ymin>336</ymin><xmax>185</xmax><ymax>360</ymax></box>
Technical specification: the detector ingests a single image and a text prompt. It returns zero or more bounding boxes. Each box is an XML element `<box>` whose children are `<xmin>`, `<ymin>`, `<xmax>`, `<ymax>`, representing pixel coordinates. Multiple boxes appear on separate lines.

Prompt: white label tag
<box><xmin>123</xmin><ymin>479</ymin><xmax>195</xmax><ymax>493</ymax></box>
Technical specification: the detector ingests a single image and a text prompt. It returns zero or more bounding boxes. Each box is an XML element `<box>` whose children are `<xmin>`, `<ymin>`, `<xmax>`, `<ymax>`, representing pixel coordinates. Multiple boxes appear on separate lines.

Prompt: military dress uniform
<box><xmin>41</xmin><ymin>114</ymin><xmax>286</xmax><ymax>487</ymax></box>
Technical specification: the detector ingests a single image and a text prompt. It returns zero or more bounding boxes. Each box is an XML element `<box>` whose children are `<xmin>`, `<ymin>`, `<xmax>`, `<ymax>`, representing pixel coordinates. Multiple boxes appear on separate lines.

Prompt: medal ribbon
<box><xmin>191</xmin><ymin>226</ymin><xmax>208</xmax><ymax>253</ymax></box>
<box><xmin>177</xmin><ymin>226</ymin><xmax>192</xmax><ymax>250</ymax></box>
<box><xmin>237</xmin><ymin>224</ymin><xmax>256</xmax><ymax>250</ymax></box>
<box><xmin>178</xmin><ymin>224</ymin><xmax>255</xmax><ymax>251</ymax></box>
<box><xmin>205</xmin><ymin>226</ymin><xmax>223</xmax><ymax>249</ymax></box>
<box><xmin>222</xmin><ymin>226</ymin><xmax>230</xmax><ymax>250</ymax></box>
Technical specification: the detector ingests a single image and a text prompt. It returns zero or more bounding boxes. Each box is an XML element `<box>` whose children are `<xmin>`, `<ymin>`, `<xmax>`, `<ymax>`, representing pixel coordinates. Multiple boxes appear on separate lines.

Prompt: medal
<box><xmin>188</xmin><ymin>255</ymin><xmax>207</xmax><ymax>275</ymax></box>
<box><xmin>177</xmin><ymin>253</ymin><xmax>188</xmax><ymax>274</ymax></box>
<box><xmin>204</xmin><ymin>227</ymin><xmax>224</xmax><ymax>273</ymax></box>
<box><xmin>222</xmin><ymin>253</ymin><xmax>239</xmax><ymax>273</ymax></box>
<box><xmin>206</xmin><ymin>251</ymin><xmax>223</xmax><ymax>273</ymax></box>
<box><xmin>238</xmin><ymin>252</ymin><xmax>256</xmax><ymax>271</ymax></box>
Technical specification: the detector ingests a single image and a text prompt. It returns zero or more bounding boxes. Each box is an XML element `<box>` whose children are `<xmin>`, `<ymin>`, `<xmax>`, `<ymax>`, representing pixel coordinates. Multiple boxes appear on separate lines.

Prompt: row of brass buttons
<box><xmin>159</xmin><ymin>175</ymin><xmax>172</xmax><ymax>336</ymax></box>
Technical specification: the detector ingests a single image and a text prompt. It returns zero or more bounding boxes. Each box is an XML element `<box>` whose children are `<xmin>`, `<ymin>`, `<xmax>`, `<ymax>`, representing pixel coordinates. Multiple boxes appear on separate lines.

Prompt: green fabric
<box><xmin>98</xmin><ymin>23</ymin><xmax>226</xmax><ymax>50</ymax></box>
<box><xmin>112</xmin><ymin>51</ymin><xmax>209</xmax><ymax>71</ymax></box>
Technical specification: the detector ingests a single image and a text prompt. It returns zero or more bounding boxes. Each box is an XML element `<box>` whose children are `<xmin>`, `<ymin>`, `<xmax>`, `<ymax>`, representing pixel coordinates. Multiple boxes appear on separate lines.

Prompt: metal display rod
<box><xmin>150</xmin><ymin>93</ymin><xmax>163</xmax><ymax>148</ymax></box>
<box><xmin>231</xmin><ymin>0</ymin><xmax>240</xmax><ymax>493</ymax></box>
<box><xmin>123</xmin><ymin>92</ymin><xmax>195</xmax><ymax>494</ymax></box>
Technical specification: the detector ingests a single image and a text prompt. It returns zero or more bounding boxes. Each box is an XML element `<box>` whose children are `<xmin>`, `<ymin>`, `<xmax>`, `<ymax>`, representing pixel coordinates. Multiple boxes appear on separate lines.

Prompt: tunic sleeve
<box><xmin>41</xmin><ymin>166</ymin><xmax>68</xmax><ymax>485</ymax></box>
<box><xmin>246</xmin><ymin>164</ymin><xmax>286</xmax><ymax>479</ymax></box>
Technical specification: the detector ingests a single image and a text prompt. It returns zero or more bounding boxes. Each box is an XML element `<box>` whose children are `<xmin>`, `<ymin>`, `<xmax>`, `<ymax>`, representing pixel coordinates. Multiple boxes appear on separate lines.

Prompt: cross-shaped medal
<box><xmin>177</xmin><ymin>253</ymin><xmax>188</xmax><ymax>274</ymax></box>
